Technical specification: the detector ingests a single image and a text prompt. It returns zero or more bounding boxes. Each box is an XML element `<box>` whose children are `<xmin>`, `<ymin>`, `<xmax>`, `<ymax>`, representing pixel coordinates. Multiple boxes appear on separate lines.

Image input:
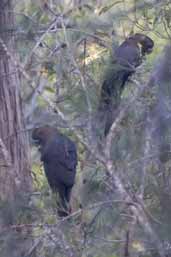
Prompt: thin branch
<box><xmin>61</xmin><ymin>17</ymin><xmax>94</xmax><ymax>145</ymax></box>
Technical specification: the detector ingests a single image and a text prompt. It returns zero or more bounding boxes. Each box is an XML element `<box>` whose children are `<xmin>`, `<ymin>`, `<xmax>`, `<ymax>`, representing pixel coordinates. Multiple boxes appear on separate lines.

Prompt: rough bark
<box><xmin>0</xmin><ymin>2</ymin><xmax>34</xmax><ymax>256</ymax></box>
<box><xmin>0</xmin><ymin>0</ymin><xmax>32</xmax><ymax>200</ymax></box>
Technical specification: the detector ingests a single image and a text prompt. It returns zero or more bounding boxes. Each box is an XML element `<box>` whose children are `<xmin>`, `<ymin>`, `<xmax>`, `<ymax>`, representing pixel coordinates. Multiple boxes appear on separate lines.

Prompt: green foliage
<box><xmin>10</xmin><ymin>0</ymin><xmax>171</xmax><ymax>256</ymax></box>
<box><xmin>0</xmin><ymin>193</ymin><xmax>40</xmax><ymax>257</ymax></box>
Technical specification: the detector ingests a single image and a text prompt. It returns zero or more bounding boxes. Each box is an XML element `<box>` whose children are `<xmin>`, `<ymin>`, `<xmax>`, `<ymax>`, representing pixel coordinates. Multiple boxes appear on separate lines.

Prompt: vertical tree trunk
<box><xmin>0</xmin><ymin>0</ymin><xmax>32</xmax><ymax>199</ymax></box>
<box><xmin>0</xmin><ymin>1</ymin><xmax>34</xmax><ymax>256</ymax></box>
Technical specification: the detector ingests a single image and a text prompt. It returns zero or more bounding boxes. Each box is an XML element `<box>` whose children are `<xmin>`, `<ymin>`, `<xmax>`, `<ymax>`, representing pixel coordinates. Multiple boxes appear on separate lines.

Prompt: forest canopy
<box><xmin>1</xmin><ymin>1</ymin><xmax>171</xmax><ymax>257</ymax></box>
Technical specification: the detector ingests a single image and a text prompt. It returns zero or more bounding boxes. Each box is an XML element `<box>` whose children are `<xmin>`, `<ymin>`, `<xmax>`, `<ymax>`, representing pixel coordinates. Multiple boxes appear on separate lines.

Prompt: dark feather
<box><xmin>32</xmin><ymin>126</ymin><xmax>77</xmax><ymax>217</ymax></box>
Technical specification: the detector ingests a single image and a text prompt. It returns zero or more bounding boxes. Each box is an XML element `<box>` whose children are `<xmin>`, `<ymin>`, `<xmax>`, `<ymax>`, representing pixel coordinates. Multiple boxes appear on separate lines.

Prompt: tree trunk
<box><xmin>0</xmin><ymin>0</ymin><xmax>32</xmax><ymax>199</ymax></box>
<box><xmin>0</xmin><ymin>1</ymin><xmax>34</xmax><ymax>256</ymax></box>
